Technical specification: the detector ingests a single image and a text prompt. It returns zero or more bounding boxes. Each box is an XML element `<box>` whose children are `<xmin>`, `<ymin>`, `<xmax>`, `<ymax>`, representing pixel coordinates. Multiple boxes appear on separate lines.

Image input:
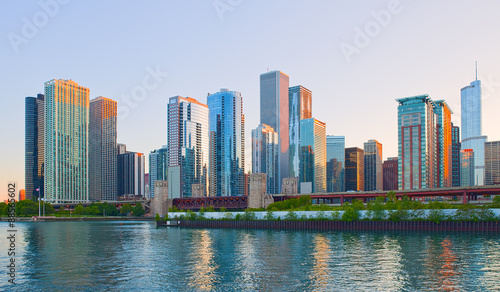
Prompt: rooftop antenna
<box><xmin>475</xmin><ymin>61</ymin><xmax>477</xmax><ymax>81</ymax></box>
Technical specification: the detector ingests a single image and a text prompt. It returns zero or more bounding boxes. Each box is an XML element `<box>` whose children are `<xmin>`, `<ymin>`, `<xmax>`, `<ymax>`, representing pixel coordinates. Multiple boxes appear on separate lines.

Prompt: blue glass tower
<box><xmin>25</xmin><ymin>94</ymin><xmax>44</xmax><ymax>201</ymax></box>
<box><xmin>326</xmin><ymin>135</ymin><xmax>345</xmax><ymax>192</ymax></box>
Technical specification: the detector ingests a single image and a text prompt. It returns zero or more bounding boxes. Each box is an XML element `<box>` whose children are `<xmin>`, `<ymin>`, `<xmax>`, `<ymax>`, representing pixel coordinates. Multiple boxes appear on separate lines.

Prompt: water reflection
<box><xmin>437</xmin><ymin>238</ymin><xmax>460</xmax><ymax>291</ymax></box>
<box><xmin>308</xmin><ymin>234</ymin><xmax>331</xmax><ymax>290</ymax></box>
<box><xmin>187</xmin><ymin>229</ymin><xmax>218</xmax><ymax>291</ymax></box>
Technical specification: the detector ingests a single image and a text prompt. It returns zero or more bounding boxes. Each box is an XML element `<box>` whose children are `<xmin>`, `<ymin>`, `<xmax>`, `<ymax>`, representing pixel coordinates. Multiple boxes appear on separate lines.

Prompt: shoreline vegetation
<box><xmin>161</xmin><ymin>193</ymin><xmax>500</xmax><ymax>224</ymax></box>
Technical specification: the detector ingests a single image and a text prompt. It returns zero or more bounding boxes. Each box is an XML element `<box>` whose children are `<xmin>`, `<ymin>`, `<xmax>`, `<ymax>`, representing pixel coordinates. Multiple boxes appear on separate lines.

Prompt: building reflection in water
<box><xmin>188</xmin><ymin>229</ymin><xmax>218</xmax><ymax>291</ymax></box>
<box><xmin>437</xmin><ymin>238</ymin><xmax>460</xmax><ymax>291</ymax></box>
<box><xmin>372</xmin><ymin>235</ymin><xmax>405</xmax><ymax>290</ymax></box>
<box><xmin>479</xmin><ymin>240</ymin><xmax>500</xmax><ymax>290</ymax></box>
<box><xmin>235</xmin><ymin>232</ymin><xmax>259</xmax><ymax>290</ymax></box>
<box><xmin>308</xmin><ymin>233</ymin><xmax>331</xmax><ymax>290</ymax></box>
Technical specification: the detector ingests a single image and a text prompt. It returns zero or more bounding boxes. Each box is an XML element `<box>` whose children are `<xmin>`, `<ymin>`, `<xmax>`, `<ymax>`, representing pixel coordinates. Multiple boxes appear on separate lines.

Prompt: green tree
<box><xmin>74</xmin><ymin>204</ymin><xmax>84</xmax><ymax>215</ymax></box>
<box><xmin>120</xmin><ymin>204</ymin><xmax>133</xmax><ymax>216</ymax></box>
<box><xmin>91</xmin><ymin>205</ymin><xmax>100</xmax><ymax>216</ymax></box>
<box><xmin>133</xmin><ymin>203</ymin><xmax>145</xmax><ymax>217</ymax></box>
<box><xmin>341</xmin><ymin>206</ymin><xmax>360</xmax><ymax>222</ymax></box>
<box><xmin>155</xmin><ymin>213</ymin><xmax>160</xmax><ymax>221</ymax></box>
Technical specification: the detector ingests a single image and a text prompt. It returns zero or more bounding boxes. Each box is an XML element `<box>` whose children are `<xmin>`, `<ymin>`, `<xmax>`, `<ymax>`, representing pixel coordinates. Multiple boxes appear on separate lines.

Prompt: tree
<box><xmin>120</xmin><ymin>204</ymin><xmax>133</xmax><ymax>216</ymax></box>
<box><xmin>155</xmin><ymin>213</ymin><xmax>160</xmax><ymax>221</ymax></box>
<box><xmin>133</xmin><ymin>203</ymin><xmax>145</xmax><ymax>217</ymax></box>
<box><xmin>74</xmin><ymin>204</ymin><xmax>84</xmax><ymax>215</ymax></box>
<box><xmin>91</xmin><ymin>205</ymin><xmax>100</xmax><ymax>216</ymax></box>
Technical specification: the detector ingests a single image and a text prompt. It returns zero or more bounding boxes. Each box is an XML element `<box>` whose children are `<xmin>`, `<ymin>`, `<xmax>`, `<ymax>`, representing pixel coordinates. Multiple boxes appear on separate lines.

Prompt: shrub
<box><xmin>223</xmin><ymin>212</ymin><xmax>233</xmax><ymax>220</ymax></box>
<box><xmin>315</xmin><ymin>211</ymin><xmax>328</xmax><ymax>220</ymax></box>
<box><xmin>341</xmin><ymin>206</ymin><xmax>359</xmax><ymax>222</ymax></box>
<box><xmin>206</xmin><ymin>206</ymin><xmax>216</xmax><ymax>212</ymax></box>
<box><xmin>186</xmin><ymin>210</ymin><xmax>197</xmax><ymax>220</ymax></box>
<box><xmin>331</xmin><ymin>211</ymin><xmax>341</xmax><ymax>220</ymax></box>
<box><xmin>428</xmin><ymin>209</ymin><xmax>446</xmax><ymax>224</ymax></box>
<box><xmin>235</xmin><ymin>214</ymin><xmax>242</xmax><ymax>220</ymax></box>
<box><xmin>264</xmin><ymin>210</ymin><xmax>274</xmax><ymax>220</ymax></box>
<box><xmin>284</xmin><ymin>211</ymin><xmax>298</xmax><ymax>221</ymax></box>
<box><xmin>454</xmin><ymin>205</ymin><xmax>479</xmax><ymax>221</ymax></box>
<box><xmin>155</xmin><ymin>213</ymin><xmax>160</xmax><ymax>221</ymax></box>
<box><xmin>477</xmin><ymin>207</ymin><xmax>497</xmax><ymax>221</ymax></box>
<box><xmin>387</xmin><ymin>209</ymin><xmax>409</xmax><ymax>222</ymax></box>
<box><xmin>242</xmin><ymin>210</ymin><xmax>257</xmax><ymax>221</ymax></box>
<box><xmin>220</xmin><ymin>207</ymin><xmax>227</xmax><ymax>213</ymax></box>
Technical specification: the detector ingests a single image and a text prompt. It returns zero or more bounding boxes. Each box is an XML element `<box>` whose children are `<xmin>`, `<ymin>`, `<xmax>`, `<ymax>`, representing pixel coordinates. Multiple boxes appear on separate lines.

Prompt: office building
<box><xmin>396</xmin><ymin>95</ymin><xmax>437</xmax><ymax>190</ymax></box>
<box><xmin>44</xmin><ymin>79</ymin><xmax>90</xmax><ymax>203</ymax></box>
<box><xmin>485</xmin><ymin>141</ymin><xmax>500</xmax><ymax>185</ymax></box>
<box><xmin>149</xmin><ymin>145</ymin><xmax>168</xmax><ymax>198</ymax></box>
<box><xmin>260</xmin><ymin>70</ymin><xmax>289</xmax><ymax>192</ymax></box>
<box><xmin>461</xmin><ymin>76</ymin><xmax>487</xmax><ymax>185</ymax></box>
<box><xmin>326</xmin><ymin>135</ymin><xmax>345</xmax><ymax>192</ymax></box>
<box><xmin>299</xmin><ymin>118</ymin><xmax>326</xmax><ymax>193</ymax></box>
<box><xmin>452</xmin><ymin>123</ymin><xmax>461</xmax><ymax>187</ymax></box>
<box><xmin>289</xmin><ymin>85</ymin><xmax>312</xmax><ymax>178</ymax></box>
<box><xmin>208</xmin><ymin>89</ymin><xmax>245</xmax><ymax>196</ymax></box>
<box><xmin>434</xmin><ymin>100</ymin><xmax>453</xmax><ymax>188</ymax></box>
<box><xmin>345</xmin><ymin>147</ymin><xmax>364</xmax><ymax>191</ymax></box>
<box><xmin>460</xmin><ymin>149</ymin><xmax>475</xmax><ymax>187</ymax></box>
<box><xmin>364</xmin><ymin>139</ymin><xmax>383</xmax><ymax>191</ymax></box>
<box><xmin>25</xmin><ymin>94</ymin><xmax>44</xmax><ymax>201</ymax></box>
<box><xmin>167</xmin><ymin>96</ymin><xmax>209</xmax><ymax>198</ymax></box>
<box><xmin>383</xmin><ymin>157</ymin><xmax>398</xmax><ymax>191</ymax></box>
<box><xmin>89</xmin><ymin>96</ymin><xmax>117</xmax><ymax>201</ymax></box>
<box><xmin>117</xmin><ymin>150</ymin><xmax>145</xmax><ymax>197</ymax></box>
<box><xmin>252</xmin><ymin>124</ymin><xmax>279</xmax><ymax>194</ymax></box>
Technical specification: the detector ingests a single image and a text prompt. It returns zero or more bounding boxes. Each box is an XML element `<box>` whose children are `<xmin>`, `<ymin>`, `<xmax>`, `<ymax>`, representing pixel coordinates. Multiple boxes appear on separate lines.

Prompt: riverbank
<box><xmin>158</xmin><ymin>219</ymin><xmax>500</xmax><ymax>232</ymax></box>
<box><xmin>0</xmin><ymin>216</ymin><xmax>154</xmax><ymax>222</ymax></box>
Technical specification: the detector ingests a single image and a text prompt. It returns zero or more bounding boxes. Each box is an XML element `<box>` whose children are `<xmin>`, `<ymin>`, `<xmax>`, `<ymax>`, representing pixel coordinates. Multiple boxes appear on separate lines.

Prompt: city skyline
<box><xmin>3</xmin><ymin>1</ymin><xmax>500</xmax><ymax>201</ymax></box>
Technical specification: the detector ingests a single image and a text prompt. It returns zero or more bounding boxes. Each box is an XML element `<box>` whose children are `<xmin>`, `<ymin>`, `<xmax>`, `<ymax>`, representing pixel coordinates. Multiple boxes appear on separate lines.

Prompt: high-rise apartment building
<box><xmin>485</xmin><ymin>141</ymin><xmax>500</xmax><ymax>185</ymax></box>
<box><xmin>383</xmin><ymin>157</ymin><xmax>398</xmax><ymax>191</ymax></box>
<box><xmin>397</xmin><ymin>95</ymin><xmax>438</xmax><ymax>190</ymax></box>
<box><xmin>260</xmin><ymin>71</ymin><xmax>289</xmax><ymax>193</ymax></box>
<box><xmin>434</xmin><ymin>100</ymin><xmax>453</xmax><ymax>188</ymax></box>
<box><xmin>461</xmin><ymin>77</ymin><xmax>487</xmax><ymax>185</ymax></box>
<box><xmin>167</xmin><ymin>96</ymin><xmax>209</xmax><ymax>198</ymax></box>
<box><xmin>299</xmin><ymin>118</ymin><xmax>326</xmax><ymax>193</ymax></box>
<box><xmin>326</xmin><ymin>135</ymin><xmax>345</xmax><ymax>192</ymax></box>
<box><xmin>208</xmin><ymin>89</ymin><xmax>245</xmax><ymax>196</ymax></box>
<box><xmin>289</xmin><ymin>85</ymin><xmax>312</xmax><ymax>179</ymax></box>
<box><xmin>117</xmin><ymin>150</ymin><xmax>145</xmax><ymax>197</ymax></box>
<box><xmin>460</xmin><ymin>149</ymin><xmax>475</xmax><ymax>187</ymax></box>
<box><xmin>149</xmin><ymin>145</ymin><xmax>168</xmax><ymax>198</ymax></box>
<box><xmin>364</xmin><ymin>139</ymin><xmax>383</xmax><ymax>191</ymax></box>
<box><xmin>452</xmin><ymin>123</ymin><xmax>461</xmax><ymax>187</ymax></box>
<box><xmin>252</xmin><ymin>124</ymin><xmax>279</xmax><ymax>194</ymax></box>
<box><xmin>25</xmin><ymin>94</ymin><xmax>44</xmax><ymax>201</ymax></box>
<box><xmin>44</xmin><ymin>79</ymin><xmax>90</xmax><ymax>203</ymax></box>
<box><xmin>89</xmin><ymin>96</ymin><xmax>117</xmax><ymax>201</ymax></box>
<box><xmin>345</xmin><ymin>147</ymin><xmax>364</xmax><ymax>191</ymax></box>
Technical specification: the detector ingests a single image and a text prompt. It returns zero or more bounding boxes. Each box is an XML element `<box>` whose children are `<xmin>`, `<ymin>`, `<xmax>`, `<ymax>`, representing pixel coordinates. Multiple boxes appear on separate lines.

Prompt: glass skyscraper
<box><xmin>260</xmin><ymin>71</ymin><xmax>289</xmax><ymax>193</ymax></box>
<box><xmin>149</xmin><ymin>145</ymin><xmax>168</xmax><ymax>198</ymax></box>
<box><xmin>383</xmin><ymin>157</ymin><xmax>398</xmax><ymax>191</ymax></box>
<box><xmin>207</xmin><ymin>89</ymin><xmax>245</xmax><ymax>196</ymax></box>
<box><xmin>460</xmin><ymin>149</ymin><xmax>475</xmax><ymax>187</ymax></box>
<box><xmin>461</xmin><ymin>79</ymin><xmax>487</xmax><ymax>185</ymax></box>
<box><xmin>89</xmin><ymin>96</ymin><xmax>117</xmax><ymax>201</ymax></box>
<box><xmin>299</xmin><ymin>118</ymin><xmax>326</xmax><ymax>193</ymax></box>
<box><xmin>167</xmin><ymin>96</ymin><xmax>209</xmax><ymax>198</ymax></box>
<box><xmin>397</xmin><ymin>95</ymin><xmax>437</xmax><ymax>190</ymax></box>
<box><xmin>289</xmin><ymin>85</ymin><xmax>312</xmax><ymax>179</ymax></box>
<box><xmin>434</xmin><ymin>100</ymin><xmax>453</xmax><ymax>188</ymax></box>
<box><xmin>252</xmin><ymin>124</ymin><xmax>279</xmax><ymax>194</ymax></box>
<box><xmin>25</xmin><ymin>94</ymin><xmax>44</xmax><ymax>201</ymax></box>
<box><xmin>44</xmin><ymin>79</ymin><xmax>90</xmax><ymax>203</ymax></box>
<box><xmin>117</xmin><ymin>150</ymin><xmax>145</xmax><ymax>197</ymax></box>
<box><xmin>326</xmin><ymin>135</ymin><xmax>345</xmax><ymax>192</ymax></box>
<box><xmin>364</xmin><ymin>139</ymin><xmax>383</xmax><ymax>191</ymax></box>
<box><xmin>345</xmin><ymin>147</ymin><xmax>364</xmax><ymax>191</ymax></box>
<box><xmin>485</xmin><ymin>141</ymin><xmax>500</xmax><ymax>185</ymax></box>
<box><xmin>452</xmin><ymin>123</ymin><xmax>461</xmax><ymax>187</ymax></box>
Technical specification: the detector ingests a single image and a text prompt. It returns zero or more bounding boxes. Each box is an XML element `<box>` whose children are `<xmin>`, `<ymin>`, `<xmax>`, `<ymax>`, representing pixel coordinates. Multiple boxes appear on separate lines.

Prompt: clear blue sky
<box><xmin>2</xmin><ymin>0</ymin><xmax>500</xmax><ymax>201</ymax></box>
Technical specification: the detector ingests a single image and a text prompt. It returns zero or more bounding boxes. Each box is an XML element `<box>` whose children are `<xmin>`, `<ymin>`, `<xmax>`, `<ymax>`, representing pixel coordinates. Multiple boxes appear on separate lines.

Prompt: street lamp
<box><xmin>36</xmin><ymin>187</ymin><xmax>41</xmax><ymax>217</ymax></box>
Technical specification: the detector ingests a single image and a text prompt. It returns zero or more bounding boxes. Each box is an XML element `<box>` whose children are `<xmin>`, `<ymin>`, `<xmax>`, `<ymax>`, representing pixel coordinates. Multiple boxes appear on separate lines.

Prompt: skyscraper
<box><xmin>397</xmin><ymin>95</ymin><xmax>437</xmax><ymax>190</ymax></box>
<box><xmin>299</xmin><ymin>118</ymin><xmax>326</xmax><ymax>193</ymax></box>
<box><xmin>452</xmin><ymin>123</ymin><xmax>461</xmax><ymax>187</ymax></box>
<box><xmin>383</xmin><ymin>157</ymin><xmax>398</xmax><ymax>191</ymax></box>
<box><xmin>167</xmin><ymin>96</ymin><xmax>209</xmax><ymax>198</ymax></box>
<box><xmin>364</xmin><ymin>139</ymin><xmax>383</xmax><ymax>191</ymax></box>
<box><xmin>208</xmin><ymin>89</ymin><xmax>245</xmax><ymax>196</ymax></box>
<box><xmin>252</xmin><ymin>124</ymin><xmax>279</xmax><ymax>194</ymax></box>
<box><xmin>326</xmin><ymin>135</ymin><xmax>345</xmax><ymax>192</ymax></box>
<box><xmin>89</xmin><ymin>96</ymin><xmax>117</xmax><ymax>201</ymax></box>
<box><xmin>345</xmin><ymin>147</ymin><xmax>364</xmax><ymax>191</ymax></box>
<box><xmin>461</xmin><ymin>76</ymin><xmax>487</xmax><ymax>185</ymax></box>
<box><xmin>434</xmin><ymin>100</ymin><xmax>453</xmax><ymax>188</ymax></box>
<box><xmin>117</xmin><ymin>150</ymin><xmax>145</xmax><ymax>197</ymax></box>
<box><xmin>289</xmin><ymin>85</ymin><xmax>312</xmax><ymax>179</ymax></box>
<box><xmin>460</xmin><ymin>149</ymin><xmax>475</xmax><ymax>187</ymax></box>
<box><xmin>44</xmin><ymin>79</ymin><xmax>90</xmax><ymax>203</ymax></box>
<box><xmin>25</xmin><ymin>94</ymin><xmax>44</xmax><ymax>201</ymax></box>
<box><xmin>485</xmin><ymin>141</ymin><xmax>500</xmax><ymax>185</ymax></box>
<box><xmin>260</xmin><ymin>70</ymin><xmax>289</xmax><ymax>193</ymax></box>
<box><xmin>149</xmin><ymin>145</ymin><xmax>168</xmax><ymax>199</ymax></box>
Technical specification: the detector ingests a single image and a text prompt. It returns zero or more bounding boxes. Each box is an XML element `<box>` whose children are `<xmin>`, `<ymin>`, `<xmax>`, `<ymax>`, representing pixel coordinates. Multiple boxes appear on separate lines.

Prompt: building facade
<box><xmin>260</xmin><ymin>71</ymin><xmax>289</xmax><ymax>193</ymax></box>
<box><xmin>44</xmin><ymin>79</ymin><xmax>90</xmax><ymax>203</ymax></box>
<box><xmin>383</xmin><ymin>157</ymin><xmax>398</xmax><ymax>191</ymax></box>
<box><xmin>89</xmin><ymin>96</ymin><xmax>117</xmax><ymax>201</ymax></box>
<box><xmin>289</xmin><ymin>85</ymin><xmax>312</xmax><ymax>179</ymax></box>
<box><xmin>208</xmin><ymin>89</ymin><xmax>245</xmax><ymax>196</ymax></box>
<box><xmin>117</xmin><ymin>151</ymin><xmax>145</xmax><ymax>197</ymax></box>
<box><xmin>345</xmin><ymin>147</ymin><xmax>364</xmax><ymax>191</ymax></box>
<box><xmin>149</xmin><ymin>145</ymin><xmax>168</xmax><ymax>199</ymax></box>
<box><xmin>434</xmin><ymin>100</ymin><xmax>453</xmax><ymax>188</ymax></box>
<box><xmin>25</xmin><ymin>94</ymin><xmax>44</xmax><ymax>201</ymax></box>
<box><xmin>326</xmin><ymin>135</ymin><xmax>345</xmax><ymax>192</ymax></box>
<box><xmin>397</xmin><ymin>95</ymin><xmax>437</xmax><ymax>190</ymax></box>
<box><xmin>364</xmin><ymin>139</ymin><xmax>383</xmax><ymax>191</ymax></box>
<box><xmin>252</xmin><ymin>124</ymin><xmax>279</xmax><ymax>194</ymax></box>
<box><xmin>299</xmin><ymin>118</ymin><xmax>326</xmax><ymax>193</ymax></box>
<box><xmin>485</xmin><ymin>141</ymin><xmax>500</xmax><ymax>185</ymax></box>
<box><xmin>167</xmin><ymin>96</ymin><xmax>209</xmax><ymax>198</ymax></box>
<box><xmin>460</xmin><ymin>149</ymin><xmax>475</xmax><ymax>187</ymax></box>
<box><xmin>452</xmin><ymin>123</ymin><xmax>461</xmax><ymax>187</ymax></box>
<box><xmin>461</xmin><ymin>79</ymin><xmax>487</xmax><ymax>185</ymax></box>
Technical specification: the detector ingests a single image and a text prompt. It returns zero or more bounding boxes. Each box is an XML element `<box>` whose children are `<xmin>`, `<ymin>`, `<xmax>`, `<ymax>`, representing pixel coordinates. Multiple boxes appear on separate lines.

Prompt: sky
<box><xmin>1</xmin><ymin>0</ymin><xmax>500</xmax><ymax>201</ymax></box>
